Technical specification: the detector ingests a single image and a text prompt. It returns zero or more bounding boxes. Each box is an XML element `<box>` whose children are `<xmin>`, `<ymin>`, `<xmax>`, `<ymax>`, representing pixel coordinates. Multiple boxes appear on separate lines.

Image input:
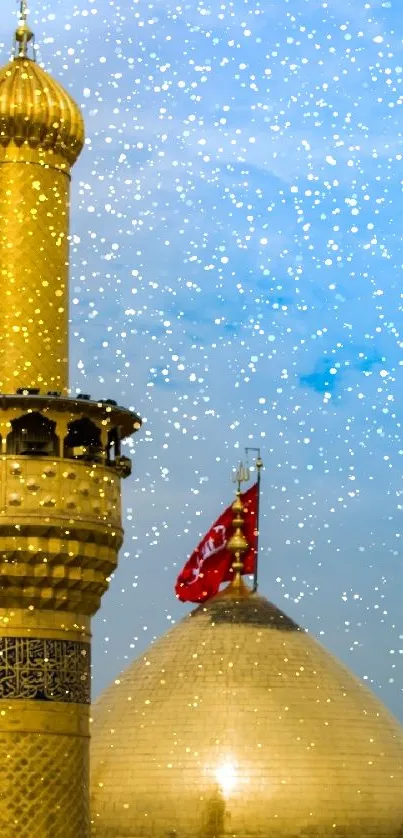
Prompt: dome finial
<box><xmin>14</xmin><ymin>0</ymin><xmax>35</xmax><ymax>59</ymax></box>
<box><xmin>227</xmin><ymin>462</ymin><xmax>250</xmax><ymax>586</ymax></box>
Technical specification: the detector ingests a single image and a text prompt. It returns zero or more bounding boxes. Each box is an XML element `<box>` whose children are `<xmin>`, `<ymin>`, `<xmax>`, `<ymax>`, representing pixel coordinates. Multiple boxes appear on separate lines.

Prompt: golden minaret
<box><xmin>0</xmin><ymin>5</ymin><xmax>141</xmax><ymax>836</ymax></box>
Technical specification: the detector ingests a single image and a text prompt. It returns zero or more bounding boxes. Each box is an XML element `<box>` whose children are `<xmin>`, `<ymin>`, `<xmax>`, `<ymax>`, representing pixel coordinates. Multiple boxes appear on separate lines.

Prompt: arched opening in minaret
<box><xmin>7</xmin><ymin>413</ymin><xmax>59</xmax><ymax>456</ymax></box>
<box><xmin>106</xmin><ymin>427</ymin><xmax>121</xmax><ymax>463</ymax></box>
<box><xmin>64</xmin><ymin>417</ymin><xmax>103</xmax><ymax>461</ymax></box>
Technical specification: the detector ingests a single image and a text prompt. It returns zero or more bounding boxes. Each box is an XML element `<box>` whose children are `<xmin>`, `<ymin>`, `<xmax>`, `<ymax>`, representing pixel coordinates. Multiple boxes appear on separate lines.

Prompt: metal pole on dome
<box><xmin>245</xmin><ymin>447</ymin><xmax>263</xmax><ymax>592</ymax></box>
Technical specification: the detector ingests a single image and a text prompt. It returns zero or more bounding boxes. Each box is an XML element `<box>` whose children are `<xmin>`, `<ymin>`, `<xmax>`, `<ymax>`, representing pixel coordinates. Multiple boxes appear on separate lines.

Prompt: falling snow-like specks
<box><xmin>1</xmin><ymin>0</ymin><xmax>401</xmax><ymax>719</ymax></box>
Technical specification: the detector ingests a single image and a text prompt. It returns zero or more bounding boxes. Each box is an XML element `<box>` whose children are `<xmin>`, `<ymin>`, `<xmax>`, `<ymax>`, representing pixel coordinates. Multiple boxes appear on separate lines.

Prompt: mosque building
<box><xmin>0</xmin><ymin>5</ymin><xmax>403</xmax><ymax>838</ymax></box>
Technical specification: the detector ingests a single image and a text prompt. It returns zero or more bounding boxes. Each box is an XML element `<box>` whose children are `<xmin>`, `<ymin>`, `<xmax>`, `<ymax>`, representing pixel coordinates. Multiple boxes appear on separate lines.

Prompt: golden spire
<box><xmin>14</xmin><ymin>0</ymin><xmax>35</xmax><ymax>59</ymax></box>
<box><xmin>227</xmin><ymin>463</ymin><xmax>250</xmax><ymax>586</ymax></box>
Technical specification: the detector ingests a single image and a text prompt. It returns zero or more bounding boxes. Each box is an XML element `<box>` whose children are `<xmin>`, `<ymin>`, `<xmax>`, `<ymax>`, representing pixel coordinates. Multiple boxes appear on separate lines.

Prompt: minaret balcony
<box><xmin>0</xmin><ymin>392</ymin><xmax>141</xmax><ymax>472</ymax></box>
<box><xmin>0</xmin><ymin>393</ymin><xmax>141</xmax><ymax>614</ymax></box>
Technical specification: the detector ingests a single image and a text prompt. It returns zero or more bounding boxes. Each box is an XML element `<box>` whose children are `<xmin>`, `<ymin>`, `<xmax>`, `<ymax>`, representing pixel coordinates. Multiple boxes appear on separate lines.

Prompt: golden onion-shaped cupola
<box><xmin>0</xmin><ymin>8</ymin><xmax>84</xmax><ymax>168</ymax></box>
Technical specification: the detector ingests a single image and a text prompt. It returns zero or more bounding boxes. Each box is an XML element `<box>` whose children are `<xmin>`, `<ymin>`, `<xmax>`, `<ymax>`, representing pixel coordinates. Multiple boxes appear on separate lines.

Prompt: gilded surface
<box><xmin>0</xmin><ymin>454</ymin><xmax>122</xmax><ymax>613</ymax></box>
<box><xmin>91</xmin><ymin>584</ymin><xmax>403</xmax><ymax>837</ymax></box>
<box><xmin>0</xmin><ymin>57</ymin><xmax>84</xmax><ymax>165</ymax></box>
<box><xmin>0</xmin><ymin>730</ymin><xmax>89</xmax><ymax>837</ymax></box>
<box><xmin>0</xmin><ymin>55</ymin><xmax>84</xmax><ymax>395</ymax></box>
<box><xmin>0</xmin><ymin>162</ymin><xmax>70</xmax><ymax>393</ymax></box>
<box><xmin>0</xmin><ymin>697</ymin><xmax>90</xmax><ymax>736</ymax></box>
<box><xmin>0</xmin><ymin>606</ymin><xmax>91</xmax><ymax>642</ymax></box>
<box><xmin>0</xmin><ymin>454</ymin><xmax>122</xmax><ymax>525</ymax></box>
<box><xmin>0</xmin><ymin>636</ymin><xmax>90</xmax><ymax>702</ymax></box>
<box><xmin>0</xmin><ymin>28</ymin><xmax>128</xmax><ymax>838</ymax></box>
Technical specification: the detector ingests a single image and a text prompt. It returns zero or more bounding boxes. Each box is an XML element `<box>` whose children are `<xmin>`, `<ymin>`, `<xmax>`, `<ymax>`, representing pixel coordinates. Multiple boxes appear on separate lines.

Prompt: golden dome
<box><xmin>91</xmin><ymin>582</ymin><xmax>403</xmax><ymax>838</ymax></box>
<box><xmin>0</xmin><ymin>57</ymin><xmax>84</xmax><ymax>166</ymax></box>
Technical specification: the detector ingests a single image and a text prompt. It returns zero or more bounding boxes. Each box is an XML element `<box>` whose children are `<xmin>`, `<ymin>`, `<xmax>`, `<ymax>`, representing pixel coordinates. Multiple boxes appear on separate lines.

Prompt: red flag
<box><xmin>175</xmin><ymin>483</ymin><xmax>258</xmax><ymax>603</ymax></box>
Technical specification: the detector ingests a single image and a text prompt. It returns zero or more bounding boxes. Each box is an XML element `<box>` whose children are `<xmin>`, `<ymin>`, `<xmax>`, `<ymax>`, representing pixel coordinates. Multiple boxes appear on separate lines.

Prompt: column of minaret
<box><xmin>0</xmin><ymin>7</ymin><xmax>140</xmax><ymax>836</ymax></box>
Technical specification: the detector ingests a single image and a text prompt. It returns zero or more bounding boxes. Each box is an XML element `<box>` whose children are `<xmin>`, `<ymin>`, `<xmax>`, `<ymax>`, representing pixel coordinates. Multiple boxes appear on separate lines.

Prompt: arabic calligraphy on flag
<box><xmin>175</xmin><ymin>482</ymin><xmax>258</xmax><ymax>603</ymax></box>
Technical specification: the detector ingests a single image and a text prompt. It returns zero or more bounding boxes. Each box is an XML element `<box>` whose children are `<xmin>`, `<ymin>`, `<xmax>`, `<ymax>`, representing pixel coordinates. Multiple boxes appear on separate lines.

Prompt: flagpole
<box><xmin>245</xmin><ymin>448</ymin><xmax>263</xmax><ymax>592</ymax></box>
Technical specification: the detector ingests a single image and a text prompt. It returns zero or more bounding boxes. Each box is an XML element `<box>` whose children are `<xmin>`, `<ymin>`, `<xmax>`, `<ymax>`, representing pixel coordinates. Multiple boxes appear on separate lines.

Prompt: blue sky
<box><xmin>2</xmin><ymin>0</ymin><xmax>403</xmax><ymax>721</ymax></box>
